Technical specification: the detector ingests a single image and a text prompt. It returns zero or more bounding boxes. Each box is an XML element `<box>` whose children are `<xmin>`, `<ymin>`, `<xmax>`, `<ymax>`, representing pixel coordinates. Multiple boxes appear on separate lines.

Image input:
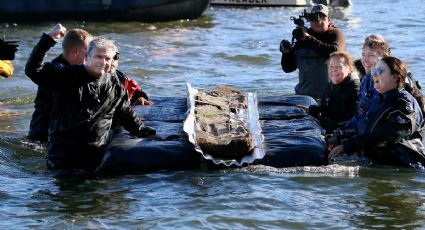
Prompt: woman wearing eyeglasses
<box><xmin>328</xmin><ymin>56</ymin><xmax>425</xmax><ymax>169</ymax></box>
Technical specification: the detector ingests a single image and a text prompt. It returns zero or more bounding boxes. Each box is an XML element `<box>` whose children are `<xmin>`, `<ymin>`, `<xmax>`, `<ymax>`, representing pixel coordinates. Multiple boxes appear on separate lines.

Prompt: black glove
<box><xmin>320</xmin><ymin>118</ymin><xmax>337</xmax><ymax>134</ymax></box>
<box><xmin>333</xmin><ymin>129</ymin><xmax>356</xmax><ymax>141</ymax></box>
<box><xmin>308</xmin><ymin>105</ymin><xmax>320</xmax><ymax>118</ymax></box>
<box><xmin>279</xmin><ymin>39</ymin><xmax>291</xmax><ymax>53</ymax></box>
<box><xmin>292</xmin><ymin>27</ymin><xmax>306</xmax><ymax>41</ymax></box>
<box><xmin>326</xmin><ymin>134</ymin><xmax>339</xmax><ymax>146</ymax></box>
<box><xmin>138</xmin><ymin>126</ymin><xmax>156</xmax><ymax>137</ymax></box>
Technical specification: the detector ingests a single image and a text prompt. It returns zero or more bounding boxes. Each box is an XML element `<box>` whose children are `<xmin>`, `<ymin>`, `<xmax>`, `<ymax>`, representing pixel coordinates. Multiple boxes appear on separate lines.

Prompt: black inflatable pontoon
<box><xmin>99</xmin><ymin>95</ymin><xmax>328</xmax><ymax>172</ymax></box>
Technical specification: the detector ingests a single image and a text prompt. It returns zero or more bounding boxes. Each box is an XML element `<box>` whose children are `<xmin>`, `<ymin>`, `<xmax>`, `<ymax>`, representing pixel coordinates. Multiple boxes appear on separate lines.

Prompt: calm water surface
<box><xmin>1</xmin><ymin>0</ymin><xmax>425</xmax><ymax>229</ymax></box>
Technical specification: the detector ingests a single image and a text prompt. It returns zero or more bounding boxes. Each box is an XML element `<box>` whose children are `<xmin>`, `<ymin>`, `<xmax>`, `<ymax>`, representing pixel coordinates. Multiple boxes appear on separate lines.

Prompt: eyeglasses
<box><xmin>371</xmin><ymin>66</ymin><xmax>384</xmax><ymax>76</ymax></box>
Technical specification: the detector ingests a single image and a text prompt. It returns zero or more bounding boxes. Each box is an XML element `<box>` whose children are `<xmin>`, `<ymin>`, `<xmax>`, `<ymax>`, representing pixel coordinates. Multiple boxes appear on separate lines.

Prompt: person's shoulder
<box><xmin>337</xmin><ymin>75</ymin><xmax>359</xmax><ymax>94</ymax></box>
<box><xmin>354</xmin><ymin>59</ymin><xmax>365</xmax><ymax>76</ymax></box>
<box><xmin>394</xmin><ymin>90</ymin><xmax>416</xmax><ymax>113</ymax></box>
<box><xmin>326</xmin><ymin>26</ymin><xmax>345</xmax><ymax>38</ymax></box>
<box><xmin>51</xmin><ymin>54</ymin><xmax>69</xmax><ymax>65</ymax></box>
<box><xmin>109</xmin><ymin>72</ymin><xmax>126</xmax><ymax>88</ymax></box>
<box><xmin>397</xmin><ymin>89</ymin><xmax>413</xmax><ymax>100</ymax></box>
<box><xmin>347</xmin><ymin>73</ymin><xmax>361</xmax><ymax>86</ymax></box>
<box><xmin>61</xmin><ymin>64</ymin><xmax>93</xmax><ymax>83</ymax></box>
<box><xmin>56</xmin><ymin>63</ymin><xmax>85</xmax><ymax>72</ymax></box>
<box><xmin>328</xmin><ymin>26</ymin><xmax>343</xmax><ymax>33</ymax></box>
<box><xmin>114</xmin><ymin>69</ymin><xmax>128</xmax><ymax>81</ymax></box>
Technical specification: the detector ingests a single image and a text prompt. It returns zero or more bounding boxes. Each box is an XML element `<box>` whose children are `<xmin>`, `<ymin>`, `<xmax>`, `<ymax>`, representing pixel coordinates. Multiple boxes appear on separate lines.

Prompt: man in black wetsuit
<box><xmin>25</xmin><ymin>23</ymin><xmax>156</xmax><ymax>171</ymax></box>
<box><xmin>27</xmin><ymin>28</ymin><xmax>92</xmax><ymax>142</ymax></box>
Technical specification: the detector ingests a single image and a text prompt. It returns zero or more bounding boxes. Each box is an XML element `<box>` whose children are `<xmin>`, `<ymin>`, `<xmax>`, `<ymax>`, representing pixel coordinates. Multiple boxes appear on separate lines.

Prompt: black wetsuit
<box><xmin>309</xmin><ymin>74</ymin><xmax>360</xmax><ymax>133</ymax></box>
<box><xmin>340</xmin><ymin>88</ymin><xmax>425</xmax><ymax>168</ymax></box>
<box><xmin>25</xmin><ymin>33</ymin><xmax>155</xmax><ymax>171</ymax></box>
<box><xmin>27</xmin><ymin>54</ymin><xmax>69</xmax><ymax>142</ymax></box>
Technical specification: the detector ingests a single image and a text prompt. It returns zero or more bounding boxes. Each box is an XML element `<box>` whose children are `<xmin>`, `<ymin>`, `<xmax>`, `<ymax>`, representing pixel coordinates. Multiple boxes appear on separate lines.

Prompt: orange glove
<box><xmin>0</xmin><ymin>60</ymin><xmax>14</xmax><ymax>78</ymax></box>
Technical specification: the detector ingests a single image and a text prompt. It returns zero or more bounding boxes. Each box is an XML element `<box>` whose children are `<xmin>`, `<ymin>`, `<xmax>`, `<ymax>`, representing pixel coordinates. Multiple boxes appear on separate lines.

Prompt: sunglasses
<box><xmin>371</xmin><ymin>66</ymin><xmax>384</xmax><ymax>76</ymax></box>
<box><xmin>309</xmin><ymin>13</ymin><xmax>327</xmax><ymax>22</ymax></box>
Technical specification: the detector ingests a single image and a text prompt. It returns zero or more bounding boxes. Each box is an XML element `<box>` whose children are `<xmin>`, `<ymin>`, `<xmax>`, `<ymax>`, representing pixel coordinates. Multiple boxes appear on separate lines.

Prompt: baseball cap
<box><xmin>311</xmin><ymin>4</ymin><xmax>329</xmax><ymax>17</ymax></box>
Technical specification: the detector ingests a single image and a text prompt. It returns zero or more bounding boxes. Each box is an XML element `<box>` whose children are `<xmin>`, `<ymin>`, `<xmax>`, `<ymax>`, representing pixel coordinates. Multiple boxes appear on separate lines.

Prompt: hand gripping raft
<box><xmin>184</xmin><ymin>83</ymin><xmax>264</xmax><ymax>166</ymax></box>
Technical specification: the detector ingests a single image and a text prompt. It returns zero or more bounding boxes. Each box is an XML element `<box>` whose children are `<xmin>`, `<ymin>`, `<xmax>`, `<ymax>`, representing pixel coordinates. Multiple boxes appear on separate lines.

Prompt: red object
<box><xmin>126</xmin><ymin>78</ymin><xmax>142</xmax><ymax>100</ymax></box>
<box><xmin>120</xmin><ymin>78</ymin><xmax>141</xmax><ymax>100</ymax></box>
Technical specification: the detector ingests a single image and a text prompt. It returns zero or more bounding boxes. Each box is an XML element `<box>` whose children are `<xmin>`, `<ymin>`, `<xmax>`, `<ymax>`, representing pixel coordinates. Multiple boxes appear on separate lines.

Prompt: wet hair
<box><xmin>381</xmin><ymin>56</ymin><xmax>425</xmax><ymax>115</ymax></box>
<box><xmin>62</xmin><ymin>29</ymin><xmax>92</xmax><ymax>54</ymax></box>
<box><xmin>363</xmin><ymin>34</ymin><xmax>391</xmax><ymax>57</ymax></box>
<box><xmin>329</xmin><ymin>51</ymin><xmax>355</xmax><ymax>72</ymax></box>
<box><xmin>87</xmin><ymin>37</ymin><xmax>118</xmax><ymax>56</ymax></box>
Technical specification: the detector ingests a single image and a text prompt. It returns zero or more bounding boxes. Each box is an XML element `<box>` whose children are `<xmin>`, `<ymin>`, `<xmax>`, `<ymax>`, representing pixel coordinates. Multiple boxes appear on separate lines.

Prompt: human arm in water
<box><xmin>328</xmin><ymin>98</ymin><xmax>416</xmax><ymax>160</ymax></box>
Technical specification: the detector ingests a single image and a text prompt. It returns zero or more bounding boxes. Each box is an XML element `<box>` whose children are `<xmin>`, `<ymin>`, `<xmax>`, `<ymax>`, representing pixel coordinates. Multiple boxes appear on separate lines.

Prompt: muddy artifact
<box><xmin>194</xmin><ymin>86</ymin><xmax>255</xmax><ymax>159</ymax></box>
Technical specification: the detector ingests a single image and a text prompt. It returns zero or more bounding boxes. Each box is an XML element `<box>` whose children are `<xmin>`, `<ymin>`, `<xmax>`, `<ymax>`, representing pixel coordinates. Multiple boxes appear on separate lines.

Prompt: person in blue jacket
<box><xmin>354</xmin><ymin>34</ymin><xmax>391</xmax><ymax>80</ymax></box>
<box><xmin>340</xmin><ymin>35</ymin><xmax>391</xmax><ymax>132</ymax></box>
<box><xmin>328</xmin><ymin>57</ymin><xmax>425</xmax><ymax>169</ymax></box>
<box><xmin>355</xmin><ymin>35</ymin><xmax>391</xmax><ymax>117</ymax></box>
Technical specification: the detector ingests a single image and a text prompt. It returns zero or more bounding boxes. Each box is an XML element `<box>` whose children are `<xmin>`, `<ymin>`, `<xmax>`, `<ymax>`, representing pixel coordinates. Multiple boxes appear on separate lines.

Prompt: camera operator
<box><xmin>280</xmin><ymin>4</ymin><xmax>346</xmax><ymax>99</ymax></box>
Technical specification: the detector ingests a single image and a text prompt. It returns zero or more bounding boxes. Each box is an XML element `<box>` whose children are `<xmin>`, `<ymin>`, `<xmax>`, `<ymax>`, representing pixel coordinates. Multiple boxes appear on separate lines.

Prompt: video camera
<box><xmin>290</xmin><ymin>9</ymin><xmax>321</xmax><ymax>28</ymax></box>
<box><xmin>290</xmin><ymin>9</ymin><xmax>323</xmax><ymax>43</ymax></box>
<box><xmin>281</xmin><ymin>9</ymin><xmax>322</xmax><ymax>52</ymax></box>
<box><xmin>0</xmin><ymin>36</ymin><xmax>19</xmax><ymax>60</ymax></box>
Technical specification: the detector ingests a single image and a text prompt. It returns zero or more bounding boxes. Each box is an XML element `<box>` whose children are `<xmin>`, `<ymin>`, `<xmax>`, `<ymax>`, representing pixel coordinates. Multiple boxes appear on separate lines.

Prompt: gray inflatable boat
<box><xmin>99</xmin><ymin>94</ymin><xmax>328</xmax><ymax>172</ymax></box>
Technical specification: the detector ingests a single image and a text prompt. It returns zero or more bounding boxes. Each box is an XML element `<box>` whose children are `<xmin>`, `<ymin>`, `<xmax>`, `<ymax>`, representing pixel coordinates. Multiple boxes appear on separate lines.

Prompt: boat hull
<box><xmin>0</xmin><ymin>0</ymin><xmax>210</xmax><ymax>22</ymax></box>
<box><xmin>210</xmin><ymin>0</ymin><xmax>352</xmax><ymax>7</ymax></box>
<box><xmin>210</xmin><ymin>0</ymin><xmax>309</xmax><ymax>6</ymax></box>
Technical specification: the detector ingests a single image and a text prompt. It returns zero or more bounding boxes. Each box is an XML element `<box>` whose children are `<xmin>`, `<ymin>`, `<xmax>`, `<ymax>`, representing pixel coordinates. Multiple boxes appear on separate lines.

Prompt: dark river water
<box><xmin>1</xmin><ymin>0</ymin><xmax>425</xmax><ymax>228</ymax></box>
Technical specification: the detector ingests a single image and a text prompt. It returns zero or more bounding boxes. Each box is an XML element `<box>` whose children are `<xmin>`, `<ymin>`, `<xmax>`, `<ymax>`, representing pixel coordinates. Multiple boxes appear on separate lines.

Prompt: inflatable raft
<box><xmin>0</xmin><ymin>0</ymin><xmax>210</xmax><ymax>22</ymax></box>
<box><xmin>99</xmin><ymin>94</ymin><xmax>328</xmax><ymax>172</ymax></box>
